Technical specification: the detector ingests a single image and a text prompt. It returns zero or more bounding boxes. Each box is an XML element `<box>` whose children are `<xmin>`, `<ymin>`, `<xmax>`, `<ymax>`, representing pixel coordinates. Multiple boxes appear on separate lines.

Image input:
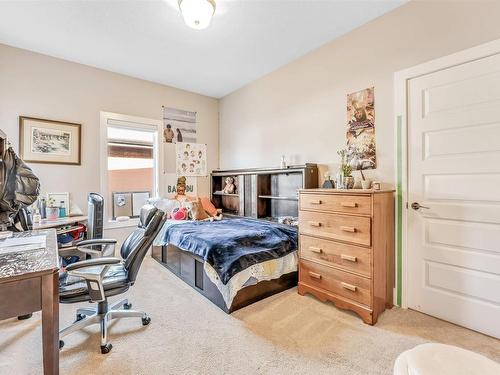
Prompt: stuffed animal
<box><xmin>170</xmin><ymin>207</ymin><xmax>188</xmax><ymax>220</ymax></box>
<box><xmin>223</xmin><ymin>176</ymin><xmax>236</xmax><ymax>194</ymax></box>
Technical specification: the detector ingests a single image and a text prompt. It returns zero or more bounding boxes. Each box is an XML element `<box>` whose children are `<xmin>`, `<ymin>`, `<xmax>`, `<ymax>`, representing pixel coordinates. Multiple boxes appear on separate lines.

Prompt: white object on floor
<box><xmin>394</xmin><ymin>343</ymin><xmax>500</xmax><ymax>375</ymax></box>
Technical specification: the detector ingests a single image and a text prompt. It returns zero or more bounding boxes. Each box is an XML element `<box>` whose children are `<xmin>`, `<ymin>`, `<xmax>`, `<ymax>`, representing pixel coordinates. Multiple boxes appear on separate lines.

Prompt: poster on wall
<box><xmin>162</xmin><ymin>106</ymin><xmax>196</xmax><ymax>144</ymax></box>
<box><xmin>165</xmin><ymin>173</ymin><xmax>197</xmax><ymax>197</ymax></box>
<box><xmin>346</xmin><ymin>87</ymin><xmax>376</xmax><ymax>170</ymax></box>
<box><xmin>176</xmin><ymin>142</ymin><xmax>207</xmax><ymax>177</ymax></box>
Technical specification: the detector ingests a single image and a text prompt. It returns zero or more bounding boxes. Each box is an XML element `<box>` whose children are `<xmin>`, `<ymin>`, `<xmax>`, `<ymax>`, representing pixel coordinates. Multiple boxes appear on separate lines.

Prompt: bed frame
<box><xmin>151</xmin><ymin>164</ymin><xmax>317</xmax><ymax>313</ymax></box>
<box><xmin>152</xmin><ymin>244</ymin><xmax>297</xmax><ymax>313</ymax></box>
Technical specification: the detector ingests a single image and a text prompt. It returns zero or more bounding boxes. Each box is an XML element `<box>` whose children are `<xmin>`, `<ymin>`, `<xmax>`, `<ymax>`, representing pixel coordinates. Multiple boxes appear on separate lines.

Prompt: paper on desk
<box><xmin>0</xmin><ymin>235</ymin><xmax>46</xmax><ymax>255</ymax></box>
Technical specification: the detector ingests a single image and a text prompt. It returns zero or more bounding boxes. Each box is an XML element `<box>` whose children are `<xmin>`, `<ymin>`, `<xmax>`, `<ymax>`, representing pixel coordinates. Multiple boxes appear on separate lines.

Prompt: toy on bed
<box><xmin>149</xmin><ymin>176</ymin><xmax>222</xmax><ymax>221</ymax></box>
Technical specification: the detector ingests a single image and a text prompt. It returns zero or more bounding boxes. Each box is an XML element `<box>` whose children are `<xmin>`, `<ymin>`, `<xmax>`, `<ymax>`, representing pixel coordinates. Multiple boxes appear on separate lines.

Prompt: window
<box><xmin>100</xmin><ymin>112</ymin><xmax>162</xmax><ymax>227</ymax></box>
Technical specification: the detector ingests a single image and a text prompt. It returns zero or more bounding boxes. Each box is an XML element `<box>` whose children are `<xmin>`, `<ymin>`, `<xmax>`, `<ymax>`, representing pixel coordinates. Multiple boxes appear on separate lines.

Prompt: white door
<box><xmin>407</xmin><ymin>52</ymin><xmax>500</xmax><ymax>338</ymax></box>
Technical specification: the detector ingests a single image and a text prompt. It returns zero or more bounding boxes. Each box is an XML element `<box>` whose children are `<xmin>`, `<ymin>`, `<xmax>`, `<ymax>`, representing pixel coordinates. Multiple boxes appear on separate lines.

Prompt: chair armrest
<box><xmin>77</xmin><ymin>239</ymin><xmax>117</xmax><ymax>257</ymax></box>
<box><xmin>65</xmin><ymin>257</ymin><xmax>121</xmax><ymax>303</ymax></box>
<box><xmin>65</xmin><ymin>257</ymin><xmax>121</xmax><ymax>272</ymax></box>
<box><xmin>77</xmin><ymin>239</ymin><xmax>118</xmax><ymax>247</ymax></box>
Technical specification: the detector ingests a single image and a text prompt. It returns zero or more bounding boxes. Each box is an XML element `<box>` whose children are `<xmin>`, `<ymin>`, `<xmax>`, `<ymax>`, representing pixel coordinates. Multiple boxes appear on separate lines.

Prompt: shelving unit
<box><xmin>211</xmin><ymin>164</ymin><xmax>318</xmax><ymax>219</ymax></box>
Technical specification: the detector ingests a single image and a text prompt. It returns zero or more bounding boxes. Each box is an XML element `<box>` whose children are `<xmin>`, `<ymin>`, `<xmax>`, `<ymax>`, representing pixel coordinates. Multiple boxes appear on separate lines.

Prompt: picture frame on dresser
<box><xmin>297</xmin><ymin>188</ymin><xmax>395</xmax><ymax>325</ymax></box>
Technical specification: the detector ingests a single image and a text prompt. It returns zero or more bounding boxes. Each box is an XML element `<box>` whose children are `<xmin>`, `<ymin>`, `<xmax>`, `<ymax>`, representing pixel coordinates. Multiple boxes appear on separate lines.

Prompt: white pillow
<box><xmin>150</xmin><ymin>198</ymin><xmax>181</xmax><ymax>213</ymax></box>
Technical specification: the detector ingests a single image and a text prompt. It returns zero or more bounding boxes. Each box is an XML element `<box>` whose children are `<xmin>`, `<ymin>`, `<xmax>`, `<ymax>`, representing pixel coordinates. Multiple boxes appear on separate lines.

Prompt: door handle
<box><xmin>341</xmin><ymin>282</ymin><xmax>357</xmax><ymax>292</ymax></box>
<box><xmin>340</xmin><ymin>254</ymin><xmax>357</xmax><ymax>262</ymax></box>
<box><xmin>341</xmin><ymin>202</ymin><xmax>357</xmax><ymax>208</ymax></box>
<box><xmin>309</xmin><ymin>246</ymin><xmax>323</xmax><ymax>254</ymax></box>
<box><xmin>411</xmin><ymin>202</ymin><xmax>430</xmax><ymax>210</ymax></box>
<box><xmin>308</xmin><ymin>271</ymin><xmax>322</xmax><ymax>280</ymax></box>
<box><xmin>340</xmin><ymin>226</ymin><xmax>356</xmax><ymax>233</ymax></box>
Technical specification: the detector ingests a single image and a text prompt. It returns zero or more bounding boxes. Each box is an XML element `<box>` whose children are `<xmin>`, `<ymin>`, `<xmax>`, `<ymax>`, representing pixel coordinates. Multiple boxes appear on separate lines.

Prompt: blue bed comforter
<box><xmin>160</xmin><ymin>218</ymin><xmax>297</xmax><ymax>284</ymax></box>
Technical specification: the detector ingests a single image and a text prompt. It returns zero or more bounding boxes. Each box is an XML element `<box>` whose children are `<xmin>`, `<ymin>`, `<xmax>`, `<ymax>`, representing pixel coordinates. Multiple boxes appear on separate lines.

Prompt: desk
<box><xmin>33</xmin><ymin>215</ymin><xmax>87</xmax><ymax>258</ymax></box>
<box><xmin>0</xmin><ymin>229</ymin><xmax>59</xmax><ymax>375</ymax></box>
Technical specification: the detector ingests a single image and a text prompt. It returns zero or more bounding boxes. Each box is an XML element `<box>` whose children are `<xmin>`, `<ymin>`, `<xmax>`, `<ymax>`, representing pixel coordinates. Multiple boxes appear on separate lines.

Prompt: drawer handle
<box><xmin>341</xmin><ymin>202</ymin><xmax>358</xmax><ymax>208</ymax></box>
<box><xmin>308</xmin><ymin>271</ymin><xmax>322</xmax><ymax>280</ymax></box>
<box><xmin>341</xmin><ymin>282</ymin><xmax>357</xmax><ymax>292</ymax></box>
<box><xmin>310</xmin><ymin>200</ymin><xmax>322</xmax><ymax>205</ymax></box>
<box><xmin>340</xmin><ymin>226</ymin><xmax>356</xmax><ymax>233</ymax></box>
<box><xmin>309</xmin><ymin>246</ymin><xmax>323</xmax><ymax>254</ymax></box>
<box><xmin>309</xmin><ymin>221</ymin><xmax>322</xmax><ymax>227</ymax></box>
<box><xmin>340</xmin><ymin>254</ymin><xmax>357</xmax><ymax>262</ymax></box>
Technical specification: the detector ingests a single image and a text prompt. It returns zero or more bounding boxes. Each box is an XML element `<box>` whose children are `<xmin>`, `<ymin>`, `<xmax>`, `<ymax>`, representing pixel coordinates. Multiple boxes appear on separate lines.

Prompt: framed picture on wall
<box><xmin>19</xmin><ymin>116</ymin><xmax>81</xmax><ymax>165</ymax></box>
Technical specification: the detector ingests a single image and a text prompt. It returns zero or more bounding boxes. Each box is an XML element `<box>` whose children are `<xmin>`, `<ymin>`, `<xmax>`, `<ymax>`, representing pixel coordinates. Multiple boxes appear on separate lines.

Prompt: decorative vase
<box><xmin>46</xmin><ymin>207</ymin><xmax>59</xmax><ymax>220</ymax></box>
<box><xmin>336</xmin><ymin>169</ymin><xmax>344</xmax><ymax>189</ymax></box>
<box><xmin>361</xmin><ymin>179</ymin><xmax>372</xmax><ymax>189</ymax></box>
<box><xmin>343</xmin><ymin>176</ymin><xmax>355</xmax><ymax>189</ymax></box>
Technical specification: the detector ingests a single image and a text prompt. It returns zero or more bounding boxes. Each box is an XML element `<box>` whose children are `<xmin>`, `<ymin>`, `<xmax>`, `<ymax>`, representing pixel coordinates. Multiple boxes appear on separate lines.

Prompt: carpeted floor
<box><xmin>1</xmin><ymin>256</ymin><xmax>499</xmax><ymax>375</ymax></box>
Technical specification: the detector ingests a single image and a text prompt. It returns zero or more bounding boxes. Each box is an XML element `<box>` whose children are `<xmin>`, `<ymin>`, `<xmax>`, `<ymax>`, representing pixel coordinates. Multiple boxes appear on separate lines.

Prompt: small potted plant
<box><xmin>337</xmin><ymin>149</ymin><xmax>354</xmax><ymax>189</ymax></box>
<box><xmin>342</xmin><ymin>164</ymin><xmax>354</xmax><ymax>189</ymax></box>
<box><xmin>46</xmin><ymin>197</ymin><xmax>59</xmax><ymax>220</ymax></box>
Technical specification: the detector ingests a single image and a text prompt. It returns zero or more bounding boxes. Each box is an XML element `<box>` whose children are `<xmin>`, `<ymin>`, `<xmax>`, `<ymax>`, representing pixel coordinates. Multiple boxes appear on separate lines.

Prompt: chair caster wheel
<box><xmin>100</xmin><ymin>343</ymin><xmax>112</xmax><ymax>354</ymax></box>
<box><xmin>75</xmin><ymin>313</ymin><xmax>86</xmax><ymax>322</ymax></box>
<box><xmin>59</xmin><ymin>340</ymin><xmax>64</xmax><ymax>350</ymax></box>
<box><xmin>123</xmin><ymin>303</ymin><xmax>132</xmax><ymax>310</ymax></box>
<box><xmin>142</xmin><ymin>316</ymin><xmax>151</xmax><ymax>326</ymax></box>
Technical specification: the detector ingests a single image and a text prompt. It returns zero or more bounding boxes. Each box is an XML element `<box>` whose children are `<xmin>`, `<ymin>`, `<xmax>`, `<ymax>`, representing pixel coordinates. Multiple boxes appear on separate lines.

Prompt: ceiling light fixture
<box><xmin>178</xmin><ymin>0</ymin><xmax>216</xmax><ymax>30</ymax></box>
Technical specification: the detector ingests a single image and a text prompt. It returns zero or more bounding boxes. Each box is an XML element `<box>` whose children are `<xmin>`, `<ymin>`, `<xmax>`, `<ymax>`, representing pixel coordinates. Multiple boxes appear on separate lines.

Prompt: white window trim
<box><xmin>100</xmin><ymin>111</ymin><xmax>163</xmax><ymax>229</ymax></box>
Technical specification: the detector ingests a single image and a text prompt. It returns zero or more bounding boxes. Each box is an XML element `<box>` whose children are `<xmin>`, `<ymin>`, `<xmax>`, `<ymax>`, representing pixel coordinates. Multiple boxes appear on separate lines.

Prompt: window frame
<box><xmin>100</xmin><ymin>111</ymin><xmax>163</xmax><ymax>229</ymax></box>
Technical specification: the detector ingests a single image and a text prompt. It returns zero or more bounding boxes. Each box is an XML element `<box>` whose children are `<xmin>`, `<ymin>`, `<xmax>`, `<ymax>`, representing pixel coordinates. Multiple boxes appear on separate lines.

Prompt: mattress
<box><xmin>153</xmin><ymin>217</ymin><xmax>299</xmax><ymax>307</ymax></box>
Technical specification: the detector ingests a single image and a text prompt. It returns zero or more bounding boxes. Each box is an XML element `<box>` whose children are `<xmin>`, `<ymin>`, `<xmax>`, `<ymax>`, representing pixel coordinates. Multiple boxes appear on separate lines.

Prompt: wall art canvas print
<box><xmin>162</xmin><ymin>106</ymin><xmax>196</xmax><ymax>144</ymax></box>
<box><xmin>19</xmin><ymin>116</ymin><xmax>81</xmax><ymax>165</ymax></box>
<box><xmin>176</xmin><ymin>142</ymin><xmax>207</xmax><ymax>177</ymax></box>
<box><xmin>346</xmin><ymin>87</ymin><xmax>376</xmax><ymax>170</ymax></box>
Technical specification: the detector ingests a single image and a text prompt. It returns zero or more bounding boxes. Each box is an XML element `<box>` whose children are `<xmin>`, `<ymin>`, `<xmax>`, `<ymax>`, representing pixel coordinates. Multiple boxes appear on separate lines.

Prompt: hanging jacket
<box><xmin>0</xmin><ymin>146</ymin><xmax>40</xmax><ymax>226</ymax></box>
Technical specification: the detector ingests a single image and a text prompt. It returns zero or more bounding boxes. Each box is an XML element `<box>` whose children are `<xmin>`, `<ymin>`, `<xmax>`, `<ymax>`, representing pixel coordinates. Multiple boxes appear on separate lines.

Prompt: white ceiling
<box><xmin>0</xmin><ymin>0</ymin><xmax>406</xmax><ymax>98</ymax></box>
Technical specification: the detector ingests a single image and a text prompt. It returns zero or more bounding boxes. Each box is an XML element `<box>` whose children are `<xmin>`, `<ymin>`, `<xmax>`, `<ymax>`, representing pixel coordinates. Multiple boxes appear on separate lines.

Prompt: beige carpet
<box><xmin>1</xmin><ymin>256</ymin><xmax>499</xmax><ymax>375</ymax></box>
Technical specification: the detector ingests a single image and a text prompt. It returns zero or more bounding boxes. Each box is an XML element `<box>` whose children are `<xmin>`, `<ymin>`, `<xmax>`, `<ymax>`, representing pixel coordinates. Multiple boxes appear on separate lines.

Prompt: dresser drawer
<box><xmin>299</xmin><ymin>211</ymin><xmax>371</xmax><ymax>246</ymax></box>
<box><xmin>300</xmin><ymin>235</ymin><xmax>371</xmax><ymax>277</ymax></box>
<box><xmin>300</xmin><ymin>259</ymin><xmax>372</xmax><ymax>306</ymax></box>
<box><xmin>300</xmin><ymin>193</ymin><xmax>371</xmax><ymax>215</ymax></box>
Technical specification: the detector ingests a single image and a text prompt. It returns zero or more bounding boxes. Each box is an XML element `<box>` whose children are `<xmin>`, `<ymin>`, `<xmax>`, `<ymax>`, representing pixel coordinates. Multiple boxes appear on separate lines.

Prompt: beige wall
<box><xmin>219</xmin><ymin>0</ymin><xmax>500</xmax><ymax>186</ymax></box>
<box><xmin>0</xmin><ymin>43</ymin><xmax>218</xmax><ymax>239</ymax></box>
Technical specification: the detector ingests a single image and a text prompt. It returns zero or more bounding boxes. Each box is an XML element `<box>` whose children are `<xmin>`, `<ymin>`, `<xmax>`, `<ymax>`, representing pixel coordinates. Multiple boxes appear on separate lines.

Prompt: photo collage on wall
<box><xmin>163</xmin><ymin>106</ymin><xmax>200</xmax><ymax>197</ymax></box>
<box><xmin>346</xmin><ymin>87</ymin><xmax>376</xmax><ymax>170</ymax></box>
<box><xmin>175</xmin><ymin>142</ymin><xmax>207</xmax><ymax>177</ymax></box>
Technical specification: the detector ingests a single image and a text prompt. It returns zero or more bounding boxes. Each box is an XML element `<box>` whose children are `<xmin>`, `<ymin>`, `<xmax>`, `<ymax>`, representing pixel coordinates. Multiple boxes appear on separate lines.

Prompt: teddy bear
<box><xmin>222</xmin><ymin>176</ymin><xmax>236</xmax><ymax>194</ymax></box>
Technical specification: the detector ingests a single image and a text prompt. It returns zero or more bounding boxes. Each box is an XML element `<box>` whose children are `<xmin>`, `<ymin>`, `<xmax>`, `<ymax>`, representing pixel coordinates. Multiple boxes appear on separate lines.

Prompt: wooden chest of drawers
<box><xmin>298</xmin><ymin>188</ymin><xmax>394</xmax><ymax>325</ymax></box>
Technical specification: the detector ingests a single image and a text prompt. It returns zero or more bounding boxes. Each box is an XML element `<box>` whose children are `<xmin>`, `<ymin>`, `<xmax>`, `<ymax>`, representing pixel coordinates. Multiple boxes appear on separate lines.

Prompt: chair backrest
<box><xmin>121</xmin><ymin>204</ymin><xmax>165</xmax><ymax>283</ymax></box>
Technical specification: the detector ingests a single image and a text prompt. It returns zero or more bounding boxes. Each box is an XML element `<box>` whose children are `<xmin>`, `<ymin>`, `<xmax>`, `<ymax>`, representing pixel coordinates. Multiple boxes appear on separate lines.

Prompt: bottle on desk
<box><xmin>59</xmin><ymin>201</ymin><xmax>66</xmax><ymax>217</ymax></box>
<box><xmin>33</xmin><ymin>208</ymin><xmax>42</xmax><ymax>224</ymax></box>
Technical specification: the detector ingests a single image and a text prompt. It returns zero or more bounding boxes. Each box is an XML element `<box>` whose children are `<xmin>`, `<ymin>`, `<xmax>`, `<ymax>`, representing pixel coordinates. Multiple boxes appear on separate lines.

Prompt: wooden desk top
<box><xmin>0</xmin><ymin>229</ymin><xmax>59</xmax><ymax>281</ymax></box>
<box><xmin>33</xmin><ymin>215</ymin><xmax>88</xmax><ymax>230</ymax></box>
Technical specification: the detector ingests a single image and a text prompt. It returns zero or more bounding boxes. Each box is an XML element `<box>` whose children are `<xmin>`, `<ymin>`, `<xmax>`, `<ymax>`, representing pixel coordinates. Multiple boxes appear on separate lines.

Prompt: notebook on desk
<box><xmin>0</xmin><ymin>235</ymin><xmax>46</xmax><ymax>255</ymax></box>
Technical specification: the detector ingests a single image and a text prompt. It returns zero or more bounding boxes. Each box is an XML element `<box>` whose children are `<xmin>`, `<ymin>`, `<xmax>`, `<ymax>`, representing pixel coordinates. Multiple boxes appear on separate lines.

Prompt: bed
<box><xmin>152</xmin><ymin>217</ymin><xmax>298</xmax><ymax>313</ymax></box>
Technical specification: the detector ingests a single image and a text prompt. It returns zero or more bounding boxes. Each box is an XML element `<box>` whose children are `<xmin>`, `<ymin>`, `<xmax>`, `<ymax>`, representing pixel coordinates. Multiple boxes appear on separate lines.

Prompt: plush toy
<box><xmin>223</xmin><ymin>176</ymin><xmax>236</xmax><ymax>194</ymax></box>
<box><xmin>170</xmin><ymin>207</ymin><xmax>188</xmax><ymax>220</ymax></box>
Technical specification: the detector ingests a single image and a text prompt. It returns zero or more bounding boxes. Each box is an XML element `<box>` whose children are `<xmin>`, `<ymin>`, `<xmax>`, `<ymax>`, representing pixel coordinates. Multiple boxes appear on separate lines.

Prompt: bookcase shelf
<box><xmin>210</xmin><ymin>164</ymin><xmax>318</xmax><ymax>219</ymax></box>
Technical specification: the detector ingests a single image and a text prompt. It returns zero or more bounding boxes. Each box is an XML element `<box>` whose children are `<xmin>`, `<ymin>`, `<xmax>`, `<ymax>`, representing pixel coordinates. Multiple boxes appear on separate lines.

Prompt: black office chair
<box><xmin>58</xmin><ymin>204</ymin><xmax>166</xmax><ymax>354</ymax></box>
